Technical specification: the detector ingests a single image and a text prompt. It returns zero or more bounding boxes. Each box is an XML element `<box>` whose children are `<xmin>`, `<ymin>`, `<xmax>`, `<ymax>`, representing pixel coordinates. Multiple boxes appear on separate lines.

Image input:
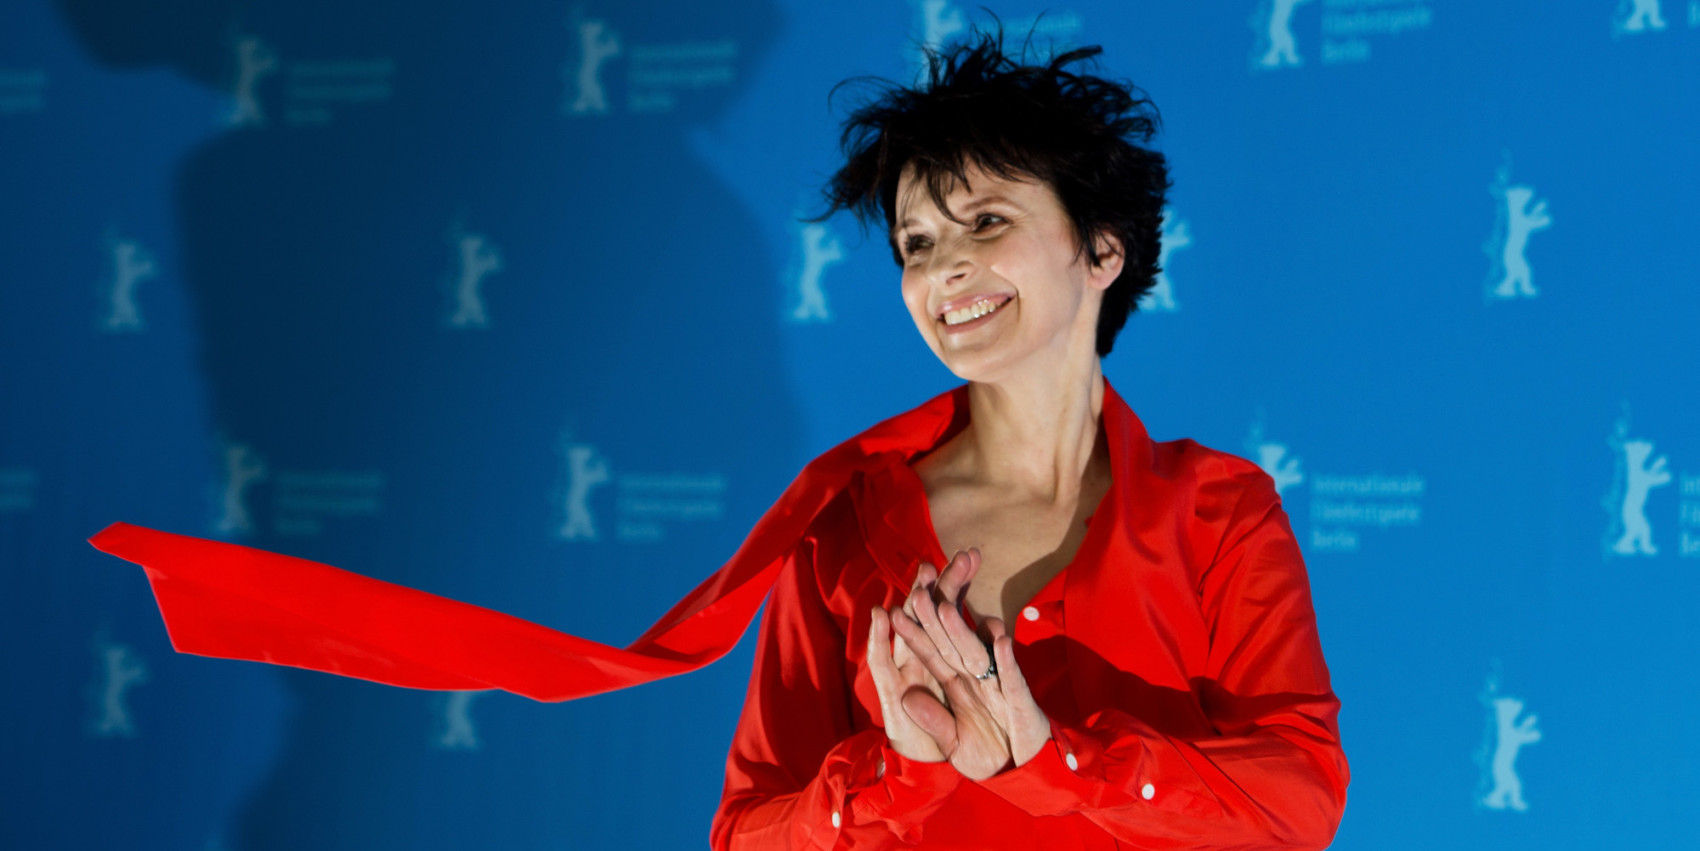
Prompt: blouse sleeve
<box><xmin>711</xmin><ymin>536</ymin><xmax>963</xmax><ymax>850</ymax></box>
<box><xmin>976</xmin><ymin>468</ymin><xmax>1351</xmax><ymax>849</ymax></box>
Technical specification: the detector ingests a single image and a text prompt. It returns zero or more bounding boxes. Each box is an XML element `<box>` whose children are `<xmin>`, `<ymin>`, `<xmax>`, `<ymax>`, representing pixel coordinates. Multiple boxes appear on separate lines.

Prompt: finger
<box><xmin>971</xmin><ymin>619</ymin><xmax>1011</xmax><ymax>709</ymax></box>
<box><xmin>933</xmin><ymin>550</ymin><xmax>967</xmax><ymax>603</ymax></box>
<box><xmin>886</xmin><ymin>602</ymin><xmax>917</xmax><ymax>665</ymax></box>
<box><xmin>904</xmin><ymin>562</ymin><xmax>939</xmax><ymax>618</ymax></box>
<box><xmin>891</xmin><ymin>605</ymin><xmax>963</xmax><ymax>687</ymax></box>
<box><xmin>888</xmin><ymin>608</ymin><xmax>948</xmax><ymax>709</ymax></box>
<box><xmin>935</xmin><ymin>548</ymin><xmax>980</xmax><ymax>605</ymax></box>
<box><xmin>992</xmin><ymin>634</ymin><xmax>1035</xmax><ymax>708</ymax></box>
<box><xmin>901</xmin><ymin>687</ymin><xmax>958</xmax><ymax>756</ymax></box>
<box><xmin>914</xmin><ymin>561</ymin><xmax>939</xmax><ymax>592</ymax></box>
<box><xmin>889</xmin><ymin>602</ymin><xmax>924</xmax><ymax>635</ymax></box>
<box><xmin>893</xmin><ymin>605</ymin><xmax>949</xmax><ymax>698</ymax></box>
<box><xmin>866</xmin><ymin>608</ymin><xmax>898</xmax><ymax>697</ymax></box>
<box><xmin>911</xmin><ymin>585</ymin><xmax>970</xmax><ymax>674</ymax></box>
<box><xmin>938</xmin><ymin>597</ymin><xmax>993</xmax><ymax>678</ymax></box>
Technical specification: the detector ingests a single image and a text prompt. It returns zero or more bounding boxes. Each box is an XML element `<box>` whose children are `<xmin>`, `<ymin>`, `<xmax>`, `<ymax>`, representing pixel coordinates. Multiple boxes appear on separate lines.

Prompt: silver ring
<box><xmin>974</xmin><ymin>660</ymin><xmax>997</xmax><ymax>681</ymax></box>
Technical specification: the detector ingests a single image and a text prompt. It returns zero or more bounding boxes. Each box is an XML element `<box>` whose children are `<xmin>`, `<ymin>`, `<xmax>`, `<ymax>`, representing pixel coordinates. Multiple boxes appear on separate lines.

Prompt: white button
<box><xmin>831</xmin><ymin>811</ymin><xmax>841</xmax><ymax>828</ymax></box>
<box><xmin>1023</xmin><ymin>606</ymin><xmax>1041</xmax><ymax>621</ymax></box>
<box><xmin>1064</xmin><ymin>752</ymin><xmax>1079</xmax><ymax>771</ymax></box>
<box><xmin>1141</xmin><ymin>783</ymin><xmax>1155</xmax><ymax>800</ymax></box>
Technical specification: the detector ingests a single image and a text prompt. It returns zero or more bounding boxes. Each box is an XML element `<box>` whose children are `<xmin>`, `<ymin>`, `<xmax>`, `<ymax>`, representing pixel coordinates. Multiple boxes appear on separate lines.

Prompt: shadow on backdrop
<box><xmin>60</xmin><ymin>0</ymin><xmax>796</xmax><ymax>847</ymax></box>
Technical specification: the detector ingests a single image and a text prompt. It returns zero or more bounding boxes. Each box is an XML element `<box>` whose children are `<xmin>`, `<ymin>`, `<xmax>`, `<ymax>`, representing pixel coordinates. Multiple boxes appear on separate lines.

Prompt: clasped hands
<box><xmin>866</xmin><ymin>548</ymin><xmax>1052</xmax><ymax>782</ymax></box>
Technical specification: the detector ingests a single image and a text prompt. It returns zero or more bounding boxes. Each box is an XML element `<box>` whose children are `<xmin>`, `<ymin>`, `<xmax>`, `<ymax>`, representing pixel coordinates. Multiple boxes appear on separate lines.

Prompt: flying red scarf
<box><xmin>87</xmin><ymin>384</ymin><xmax>973</xmax><ymax>702</ymax></box>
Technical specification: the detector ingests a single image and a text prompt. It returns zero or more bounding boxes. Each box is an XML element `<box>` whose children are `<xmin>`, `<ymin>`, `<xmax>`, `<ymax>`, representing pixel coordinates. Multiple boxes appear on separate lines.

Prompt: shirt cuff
<box><xmin>842</xmin><ymin>734</ymin><xmax>962</xmax><ymax>843</ymax></box>
<box><xmin>975</xmin><ymin>716</ymin><xmax>1108</xmax><ymax>818</ymax></box>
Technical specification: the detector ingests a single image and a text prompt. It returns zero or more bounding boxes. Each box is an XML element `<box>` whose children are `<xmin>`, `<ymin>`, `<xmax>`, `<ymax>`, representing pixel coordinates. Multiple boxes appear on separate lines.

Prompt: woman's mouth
<box><xmin>939</xmin><ymin>295</ymin><xmax>1013</xmax><ymax>329</ymax></box>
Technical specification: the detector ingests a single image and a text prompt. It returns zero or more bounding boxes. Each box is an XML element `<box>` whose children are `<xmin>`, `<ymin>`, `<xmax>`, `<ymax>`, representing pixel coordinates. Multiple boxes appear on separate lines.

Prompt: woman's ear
<box><xmin>1086</xmin><ymin>229</ymin><xmax>1125</xmax><ymax>292</ymax></box>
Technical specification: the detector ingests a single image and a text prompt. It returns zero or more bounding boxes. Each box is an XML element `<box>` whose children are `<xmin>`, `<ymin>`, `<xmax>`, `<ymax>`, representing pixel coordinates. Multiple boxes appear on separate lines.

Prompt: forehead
<box><xmin>893</xmin><ymin>160</ymin><xmax>1049</xmax><ymax>220</ymax></box>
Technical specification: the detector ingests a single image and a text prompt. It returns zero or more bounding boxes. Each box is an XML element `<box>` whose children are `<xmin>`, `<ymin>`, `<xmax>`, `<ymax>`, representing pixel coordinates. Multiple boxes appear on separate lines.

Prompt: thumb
<box><xmin>901</xmin><ymin>687</ymin><xmax>958</xmax><ymax>756</ymax></box>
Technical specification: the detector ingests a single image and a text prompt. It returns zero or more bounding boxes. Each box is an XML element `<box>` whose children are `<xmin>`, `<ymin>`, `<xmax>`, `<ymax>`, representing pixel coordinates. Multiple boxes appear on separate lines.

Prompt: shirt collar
<box><xmin>849</xmin><ymin>379</ymin><xmax>1150</xmax><ymax>592</ymax></box>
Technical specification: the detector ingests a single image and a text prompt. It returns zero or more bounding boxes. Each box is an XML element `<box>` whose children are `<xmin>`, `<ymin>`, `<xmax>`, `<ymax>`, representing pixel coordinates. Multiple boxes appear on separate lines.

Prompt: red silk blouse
<box><xmin>86</xmin><ymin>381</ymin><xmax>1347</xmax><ymax>849</ymax></box>
<box><xmin>712</xmin><ymin>385</ymin><xmax>1348</xmax><ymax>849</ymax></box>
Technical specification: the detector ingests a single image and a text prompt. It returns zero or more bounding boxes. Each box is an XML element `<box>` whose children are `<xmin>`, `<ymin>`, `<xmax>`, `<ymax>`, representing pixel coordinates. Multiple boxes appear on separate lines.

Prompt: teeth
<box><xmin>943</xmin><ymin>298</ymin><xmax>1006</xmax><ymax>326</ymax></box>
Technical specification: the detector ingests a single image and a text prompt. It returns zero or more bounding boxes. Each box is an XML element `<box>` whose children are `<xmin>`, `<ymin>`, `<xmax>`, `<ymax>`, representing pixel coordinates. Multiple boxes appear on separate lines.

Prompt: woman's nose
<box><xmin>927</xmin><ymin>241</ymin><xmax>973</xmax><ymax>287</ymax></box>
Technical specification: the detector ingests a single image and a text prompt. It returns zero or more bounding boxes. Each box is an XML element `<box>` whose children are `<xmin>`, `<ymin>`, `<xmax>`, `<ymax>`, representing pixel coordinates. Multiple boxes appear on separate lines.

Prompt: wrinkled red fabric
<box><xmin>711</xmin><ymin>383</ymin><xmax>1348</xmax><ymax>849</ymax></box>
<box><xmin>85</xmin><ymin>385</ymin><xmax>960</xmax><ymax>701</ymax></box>
<box><xmin>88</xmin><ymin>381</ymin><xmax>1348</xmax><ymax>849</ymax></box>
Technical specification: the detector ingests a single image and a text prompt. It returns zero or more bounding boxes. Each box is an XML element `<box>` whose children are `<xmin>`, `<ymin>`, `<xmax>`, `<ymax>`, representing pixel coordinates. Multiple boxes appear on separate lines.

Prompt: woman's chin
<box><xmin>935</xmin><ymin>342</ymin><xmax>1022</xmax><ymax>385</ymax></box>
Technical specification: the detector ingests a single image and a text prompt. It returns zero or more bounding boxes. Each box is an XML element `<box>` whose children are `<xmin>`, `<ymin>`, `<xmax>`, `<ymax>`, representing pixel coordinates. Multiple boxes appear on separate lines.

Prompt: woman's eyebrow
<box><xmin>958</xmin><ymin>194</ymin><xmax>1019</xmax><ymax>211</ymax></box>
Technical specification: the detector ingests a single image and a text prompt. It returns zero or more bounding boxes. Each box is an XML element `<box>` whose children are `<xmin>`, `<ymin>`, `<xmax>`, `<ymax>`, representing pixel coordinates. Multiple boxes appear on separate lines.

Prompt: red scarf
<box><xmin>87</xmin><ymin>384</ymin><xmax>979</xmax><ymax>702</ymax></box>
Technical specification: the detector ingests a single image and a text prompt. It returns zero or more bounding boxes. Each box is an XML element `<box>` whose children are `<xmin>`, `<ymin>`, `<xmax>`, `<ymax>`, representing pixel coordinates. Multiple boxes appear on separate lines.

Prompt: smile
<box><xmin>940</xmin><ymin>295</ymin><xmax>1012</xmax><ymax>327</ymax></box>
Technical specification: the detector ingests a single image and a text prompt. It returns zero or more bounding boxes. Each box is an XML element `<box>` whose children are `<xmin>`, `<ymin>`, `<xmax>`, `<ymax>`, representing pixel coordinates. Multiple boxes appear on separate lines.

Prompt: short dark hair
<box><xmin>814</xmin><ymin>27</ymin><xmax>1170</xmax><ymax>357</ymax></box>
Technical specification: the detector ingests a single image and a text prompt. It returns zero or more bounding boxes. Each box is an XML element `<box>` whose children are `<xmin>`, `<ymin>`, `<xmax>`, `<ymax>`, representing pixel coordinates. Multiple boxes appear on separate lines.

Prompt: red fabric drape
<box><xmin>86</xmin><ymin>385</ymin><xmax>965</xmax><ymax>702</ymax></box>
<box><xmin>89</xmin><ymin>381</ymin><xmax>1348</xmax><ymax>848</ymax></box>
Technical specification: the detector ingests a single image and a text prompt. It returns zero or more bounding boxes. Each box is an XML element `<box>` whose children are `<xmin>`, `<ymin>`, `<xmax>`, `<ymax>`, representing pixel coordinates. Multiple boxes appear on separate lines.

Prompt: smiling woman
<box><xmin>710</xmin><ymin>28</ymin><xmax>1349</xmax><ymax>850</ymax></box>
<box><xmin>85</xmin><ymin>25</ymin><xmax>1347</xmax><ymax>851</ymax></box>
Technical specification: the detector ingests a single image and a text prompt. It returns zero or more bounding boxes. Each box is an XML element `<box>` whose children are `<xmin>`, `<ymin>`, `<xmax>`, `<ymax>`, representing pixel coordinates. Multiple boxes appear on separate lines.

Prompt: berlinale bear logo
<box><xmin>433</xmin><ymin>690</ymin><xmax>489</xmax><ymax>751</ymax></box>
<box><xmin>215</xmin><ymin>441</ymin><xmax>268</xmax><ymax>537</ymax></box>
<box><xmin>445</xmin><ymin>226</ymin><xmax>503</xmax><ymax>330</ymax></box>
<box><xmin>1614</xmin><ymin>0</ymin><xmax>1668</xmax><ymax>34</ymax></box>
<box><xmin>556</xmin><ymin>438</ymin><xmax>611</xmax><ymax>541</ymax></box>
<box><xmin>99</xmin><ymin>232</ymin><xmax>156</xmax><ymax>333</ymax></box>
<box><xmin>1482</xmin><ymin>698</ymin><xmax>1541</xmax><ymax>810</ymax></box>
<box><xmin>226</xmin><ymin>34</ymin><xmax>277</xmax><ymax>127</ymax></box>
<box><xmin>1475</xmin><ymin>665</ymin><xmax>1541</xmax><ymax>813</ymax></box>
<box><xmin>1484</xmin><ymin>162</ymin><xmax>1552</xmax><ymax>302</ymax></box>
<box><xmin>917</xmin><ymin>1</ymin><xmax>966</xmax><ymax>57</ymax></box>
<box><xmin>567</xmin><ymin>18</ymin><xmax>622</xmax><ymax>116</ymax></box>
<box><xmin>790</xmin><ymin>223</ymin><xmax>845</xmax><ymax>323</ymax></box>
<box><xmin>1251</xmin><ymin>0</ymin><xmax>1315</xmax><ymax>70</ymax></box>
<box><xmin>1245</xmin><ymin>416</ymin><xmax>1304</xmax><ymax>497</ymax></box>
<box><xmin>1604</xmin><ymin>407</ymin><xmax>1672</xmax><ymax>558</ymax></box>
<box><xmin>1140</xmin><ymin>207</ymin><xmax>1190</xmax><ymax>314</ymax></box>
<box><xmin>89</xmin><ymin>638</ymin><xmax>149</xmax><ymax>739</ymax></box>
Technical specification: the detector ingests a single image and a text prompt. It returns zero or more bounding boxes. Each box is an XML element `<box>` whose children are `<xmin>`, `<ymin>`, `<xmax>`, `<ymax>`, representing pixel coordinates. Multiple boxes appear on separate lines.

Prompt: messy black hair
<box><xmin>814</xmin><ymin>26</ymin><xmax>1170</xmax><ymax>357</ymax></box>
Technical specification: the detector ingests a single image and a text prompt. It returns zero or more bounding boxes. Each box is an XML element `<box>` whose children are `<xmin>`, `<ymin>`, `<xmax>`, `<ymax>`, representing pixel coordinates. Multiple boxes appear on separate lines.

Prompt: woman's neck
<box><xmin>960</xmin><ymin>358</ymin><xmax>1105</xmax><ymax>505</ymax></box>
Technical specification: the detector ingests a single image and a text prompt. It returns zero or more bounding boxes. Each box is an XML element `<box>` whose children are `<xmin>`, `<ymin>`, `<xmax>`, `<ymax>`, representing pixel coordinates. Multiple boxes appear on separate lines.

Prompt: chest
<box><xmin>926</xmin><ymin>489</ymin><xmax>1099</xmax><ymax>628</ymax></box>
<box><xmin>838</xmin><ymin>497</ymin><xmax>1214</xmax><ymax>737</ymax></box>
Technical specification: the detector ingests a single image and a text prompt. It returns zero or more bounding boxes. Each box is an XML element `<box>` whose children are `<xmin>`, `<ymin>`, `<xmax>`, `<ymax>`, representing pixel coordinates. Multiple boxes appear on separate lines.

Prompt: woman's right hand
<box><xmin>866</xmin><ymin>553</ymin><xmax>976</xmax><ymax>765</ymax></box>
<box><xmin>868</xmin><ymin>604</ymin><xmax>947</xmax><ymax>764</ymax></box>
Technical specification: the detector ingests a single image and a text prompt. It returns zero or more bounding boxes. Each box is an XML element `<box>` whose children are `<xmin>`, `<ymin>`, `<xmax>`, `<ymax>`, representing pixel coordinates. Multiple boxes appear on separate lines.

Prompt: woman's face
<box><xmin>893</xmin><ymin>161</ymin><xmax>1122</xmax><ymax>384</ymax></box>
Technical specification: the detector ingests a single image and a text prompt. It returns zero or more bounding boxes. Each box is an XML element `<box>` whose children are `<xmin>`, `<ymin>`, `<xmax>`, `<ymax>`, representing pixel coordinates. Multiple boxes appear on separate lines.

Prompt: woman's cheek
<box><xmin>900</xmin><ymin>275</ymin><xmax>928</xmax><ymax>321</ymax></box>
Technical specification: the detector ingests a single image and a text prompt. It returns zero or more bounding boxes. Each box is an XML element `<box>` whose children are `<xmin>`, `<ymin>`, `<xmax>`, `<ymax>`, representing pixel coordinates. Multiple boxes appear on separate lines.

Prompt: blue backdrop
<box><xmin>4</xmin><ymin>1</ymin><xmax>1697</xmax><ymax>848</ymax></box>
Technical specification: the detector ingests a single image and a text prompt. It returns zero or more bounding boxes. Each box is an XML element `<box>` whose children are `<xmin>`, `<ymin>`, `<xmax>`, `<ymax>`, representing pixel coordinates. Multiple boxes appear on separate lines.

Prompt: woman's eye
<box><xmin>904</xmin><ymin>236</ymin><xmax>931</xmax><ymax>256</ymax></box>
<box><xmin>974</xmin><ymin>214</ymin><xmax>1007</xmax><ymax>231</ymax></box>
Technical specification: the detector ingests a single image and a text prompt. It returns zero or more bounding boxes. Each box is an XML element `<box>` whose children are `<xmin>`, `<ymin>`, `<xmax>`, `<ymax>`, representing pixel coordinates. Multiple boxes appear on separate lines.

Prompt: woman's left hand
<box><xmin>890</xmin><ymin>548</ymin><xmax>1053</xmax><ymax>781</ymax></box>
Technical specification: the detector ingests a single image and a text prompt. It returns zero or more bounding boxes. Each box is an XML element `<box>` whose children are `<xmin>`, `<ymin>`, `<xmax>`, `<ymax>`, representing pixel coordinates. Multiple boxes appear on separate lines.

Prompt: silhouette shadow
<box><xmin>58</xmin><ymin>0</ymin><xmax>795</xmax><ymax>847</ymax></box>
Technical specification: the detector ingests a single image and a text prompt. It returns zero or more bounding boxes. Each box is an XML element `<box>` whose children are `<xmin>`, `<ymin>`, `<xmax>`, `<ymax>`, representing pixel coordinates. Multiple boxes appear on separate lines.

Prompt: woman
<box><xmin>710</xmin><ymin>33</ymin><xmax>1347</xmax><ymax>849</ymax></box>
<box><xmin>88</xmin><ymin>31</ymin><xmax>1346</xmax><ymax>851</ymax></box>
